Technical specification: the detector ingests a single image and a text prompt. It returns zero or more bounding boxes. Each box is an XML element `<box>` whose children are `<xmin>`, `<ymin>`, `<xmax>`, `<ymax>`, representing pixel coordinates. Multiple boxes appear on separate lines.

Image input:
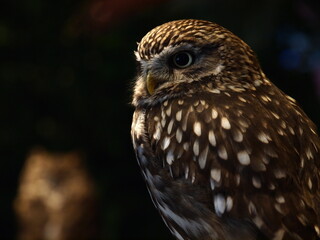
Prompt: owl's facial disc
<box><xmin>139</xmin><ymin>42</ymin><xmax>223</xmax><ymax>96</ymax></box>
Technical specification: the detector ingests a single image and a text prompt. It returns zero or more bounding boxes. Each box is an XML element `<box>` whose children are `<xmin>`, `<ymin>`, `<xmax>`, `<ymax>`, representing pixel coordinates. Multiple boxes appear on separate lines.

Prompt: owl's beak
<box><xmin>146</xmin><ymin>72</ymin><xmax>156</xmax><ymax>95</ymax></box>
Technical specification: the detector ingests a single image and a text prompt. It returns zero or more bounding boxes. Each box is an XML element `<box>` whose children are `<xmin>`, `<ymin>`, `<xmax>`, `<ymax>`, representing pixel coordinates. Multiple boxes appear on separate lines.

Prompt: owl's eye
<box><xmin>171</xmin><ymin>51</ymin><xmax>194</xmax><ymax>68</ymax></box>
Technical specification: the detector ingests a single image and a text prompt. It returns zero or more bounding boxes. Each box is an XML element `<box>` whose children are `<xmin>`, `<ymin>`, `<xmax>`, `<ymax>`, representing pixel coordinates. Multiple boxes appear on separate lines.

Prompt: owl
<box><xmin>131</xmin><ymin>19</ymin><xmax>320</xmax><ymax>240</ymax></box>
<box><xmin>14</xmin><ymin>148</ymin><xmax>98</xmax><ymax>240</ymax></box>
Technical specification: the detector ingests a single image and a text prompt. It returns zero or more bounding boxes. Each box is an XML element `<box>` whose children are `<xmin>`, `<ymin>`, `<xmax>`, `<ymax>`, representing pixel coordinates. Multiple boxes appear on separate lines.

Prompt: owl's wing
<box><xmin>144</xmin><ymin>88</ymin><xmax>320</xmax><ymax>239</ymax></box>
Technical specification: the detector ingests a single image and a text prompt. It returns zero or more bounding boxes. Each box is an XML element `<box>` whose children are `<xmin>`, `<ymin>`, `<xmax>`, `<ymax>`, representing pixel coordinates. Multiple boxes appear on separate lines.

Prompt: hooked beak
<box><xmin>146</xmin><ymin>72</ymin><xmax>157</xmax><ymax>95</ymax></box>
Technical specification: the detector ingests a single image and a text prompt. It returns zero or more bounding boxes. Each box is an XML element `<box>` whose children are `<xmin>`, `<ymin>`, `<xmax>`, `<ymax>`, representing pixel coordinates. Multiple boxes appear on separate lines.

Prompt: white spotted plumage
<box><xmin>237</xmin><ymin>150</ymin><xmax>251</xmax><ymax>165</ymax></box>
<box><xmin>131</xmin><ymin>19</ymin><xmax>320</xmax><ymax>240</ymax></box>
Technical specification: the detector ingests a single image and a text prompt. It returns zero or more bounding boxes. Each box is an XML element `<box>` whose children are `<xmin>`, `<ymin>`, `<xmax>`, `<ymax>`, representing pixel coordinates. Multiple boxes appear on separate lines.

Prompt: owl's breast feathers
<box><xmin>131</xmin><ymin>81</ymin><xmax>320</xmax><ymax>240</ymax></box>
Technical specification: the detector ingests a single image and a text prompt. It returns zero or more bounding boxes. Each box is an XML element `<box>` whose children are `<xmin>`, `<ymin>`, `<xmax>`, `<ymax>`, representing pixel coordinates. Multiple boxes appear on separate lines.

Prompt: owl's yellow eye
<box><xmin>172</xmin><ymin>51</ymin><xmax>194</xmax><ymax>68</ymax></box>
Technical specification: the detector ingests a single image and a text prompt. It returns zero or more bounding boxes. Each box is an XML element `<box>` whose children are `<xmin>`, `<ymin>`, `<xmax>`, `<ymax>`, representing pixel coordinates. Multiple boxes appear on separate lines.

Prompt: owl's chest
<box><xmin>131</xmin><ymin>93</ymin><xmax>320</xmax><ymax>240</ymax></box>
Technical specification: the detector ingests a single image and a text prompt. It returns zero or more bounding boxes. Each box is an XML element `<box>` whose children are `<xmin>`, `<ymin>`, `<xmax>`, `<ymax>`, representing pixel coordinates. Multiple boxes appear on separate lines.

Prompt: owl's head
<box><xmin>133</xmin><ymin>19</ymin><xmax>263</xmax><ymax>106</ymax></box>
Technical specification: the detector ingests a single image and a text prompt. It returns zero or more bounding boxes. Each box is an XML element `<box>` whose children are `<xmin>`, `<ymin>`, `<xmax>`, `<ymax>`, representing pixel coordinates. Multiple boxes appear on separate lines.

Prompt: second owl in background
<box><xmin>131</xmin><ymin>19</ymin><xmax>320</xmax><ymax>240</ymax></box>
<box><xmin>15</xmin><ymin>149</ymin><xmax>99</xmax><ymax>240</ymax></box>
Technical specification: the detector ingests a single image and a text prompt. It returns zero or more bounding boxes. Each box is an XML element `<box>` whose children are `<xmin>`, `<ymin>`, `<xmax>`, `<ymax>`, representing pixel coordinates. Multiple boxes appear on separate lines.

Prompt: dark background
<box><xmin>1</xmin><ymin>0</ymin><xmax>319</xmax><ymax>239</ymax></box>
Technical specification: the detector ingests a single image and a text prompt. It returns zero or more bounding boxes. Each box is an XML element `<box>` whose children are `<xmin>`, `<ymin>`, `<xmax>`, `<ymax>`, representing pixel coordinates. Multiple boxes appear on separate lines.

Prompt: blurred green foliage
<box><xmin>0</xmin><ymin>0</ymin><xmax>319</xmax><ymax>239</ymax></box>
